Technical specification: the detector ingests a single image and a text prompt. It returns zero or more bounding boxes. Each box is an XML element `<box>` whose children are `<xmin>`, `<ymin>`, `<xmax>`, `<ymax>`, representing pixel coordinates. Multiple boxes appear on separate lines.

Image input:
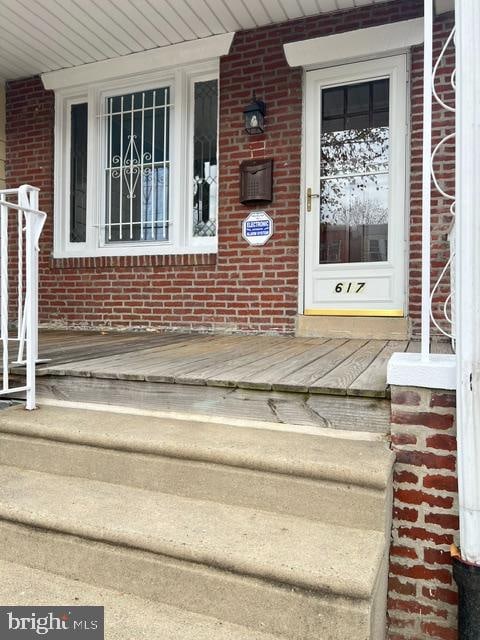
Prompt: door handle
<box><xmin>306</xmin><ymin>188</ymin><xmax>320</xmax><ymax>212</ymax></box>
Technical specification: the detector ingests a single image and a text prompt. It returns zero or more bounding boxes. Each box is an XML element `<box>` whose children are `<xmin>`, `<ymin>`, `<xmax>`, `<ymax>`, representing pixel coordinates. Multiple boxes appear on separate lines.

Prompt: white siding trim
<box><xmin>283</xmin><ymin>18</ymin><xmax>424</xmax><ymax>69</ymax></box>
<box><xmin>42</xmin><ymin>33</ymin><xmax>234</xmax><ymax>90</ymax></box>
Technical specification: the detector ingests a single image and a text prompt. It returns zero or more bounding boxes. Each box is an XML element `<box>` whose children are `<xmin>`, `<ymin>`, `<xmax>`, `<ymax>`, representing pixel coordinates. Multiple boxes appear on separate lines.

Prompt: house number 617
<box><xmin>335</xmin><ymin>282</ymin><xmax>366</xmax><ymax>293</ymax></box>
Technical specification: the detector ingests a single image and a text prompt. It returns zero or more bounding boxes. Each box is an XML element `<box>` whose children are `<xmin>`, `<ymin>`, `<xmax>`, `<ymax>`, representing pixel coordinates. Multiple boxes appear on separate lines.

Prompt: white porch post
<box><xmin>455</xmin><ymin>0</ymin><xmax>480</xmax><ymax>564</ymax></box>
<box><xmin>421</xmin><ymin>0</ymin><xmax>433</xmax><ymax>361</ymax></box>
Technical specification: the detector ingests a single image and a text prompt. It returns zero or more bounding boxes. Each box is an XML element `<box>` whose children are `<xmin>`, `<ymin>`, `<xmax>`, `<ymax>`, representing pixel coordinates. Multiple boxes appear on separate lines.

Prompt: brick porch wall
<box><xmin>6</xmin><ymin>0</ymin><xmax>452</xmax><ymax>335</ymax></box>
<box><xmin>388</xmin><ymin>386</ymin><xmax>458</xmax><ymax>640</ymax></box>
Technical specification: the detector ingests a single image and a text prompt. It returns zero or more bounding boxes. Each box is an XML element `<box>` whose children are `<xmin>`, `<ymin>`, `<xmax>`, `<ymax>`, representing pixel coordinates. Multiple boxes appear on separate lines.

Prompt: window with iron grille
<box><xmin>105</xmin><ymin>87</ymin><xmax>171</xmax><ymax>243</ymax></box>
<box><xmin>55</xmin><ymin>63</ymin><xmax>218</xmax><ymax>258</ymax></box>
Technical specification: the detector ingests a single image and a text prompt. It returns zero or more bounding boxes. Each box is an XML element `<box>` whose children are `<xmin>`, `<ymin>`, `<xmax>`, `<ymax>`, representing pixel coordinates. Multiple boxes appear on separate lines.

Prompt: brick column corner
<box><xmin>388</xmin><ymin>386</ymin><xmax>458</xmax><ymax>640</ymax></box>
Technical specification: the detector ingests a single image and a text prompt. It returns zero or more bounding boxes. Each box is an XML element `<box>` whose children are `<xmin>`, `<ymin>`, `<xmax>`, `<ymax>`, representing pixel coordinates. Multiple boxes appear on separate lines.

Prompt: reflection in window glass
<box><xmin>320</xmin><ymin>79</ymin><xmax>390</xmax><ymax>264</ymax></box>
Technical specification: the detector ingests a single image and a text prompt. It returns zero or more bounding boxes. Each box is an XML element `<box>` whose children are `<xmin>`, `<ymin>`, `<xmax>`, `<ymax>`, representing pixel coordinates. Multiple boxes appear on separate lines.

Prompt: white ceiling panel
<box><xmin>277</xmin><ymin>0</ymin><xmax>304</xmax><ymax>20</ymax></box>
<box><xmin>0</xmin><ymin>0</ymin><xmax>403</xmax><ymax>82</ymax></box>
<box><xmin>257</xmin><ymin>0</ymin><xmax>289</xmax><ymax>23</ymax></box>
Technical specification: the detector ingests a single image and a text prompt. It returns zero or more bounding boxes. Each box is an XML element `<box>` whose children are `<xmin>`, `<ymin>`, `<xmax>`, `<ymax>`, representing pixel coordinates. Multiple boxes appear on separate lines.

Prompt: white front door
<box><xmin>304</xmin><ymin>55</ymin><xmax>407</xmax><ymax>317</ymax></box>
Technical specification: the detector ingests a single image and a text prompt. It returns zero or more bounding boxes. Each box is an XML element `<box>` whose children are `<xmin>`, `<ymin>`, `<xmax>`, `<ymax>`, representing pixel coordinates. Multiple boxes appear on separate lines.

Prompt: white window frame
<box><xmin>53</xmin><ymin>60</ymin><xmax>219</xmax><ymax>258</ymax></box>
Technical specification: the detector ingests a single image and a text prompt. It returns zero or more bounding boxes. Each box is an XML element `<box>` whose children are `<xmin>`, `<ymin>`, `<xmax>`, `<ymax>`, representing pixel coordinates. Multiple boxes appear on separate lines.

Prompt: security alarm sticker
<box><xmin>242</xmin><ymin>211</ymin><xmax>273</xmax><ymax>246</ymax></box>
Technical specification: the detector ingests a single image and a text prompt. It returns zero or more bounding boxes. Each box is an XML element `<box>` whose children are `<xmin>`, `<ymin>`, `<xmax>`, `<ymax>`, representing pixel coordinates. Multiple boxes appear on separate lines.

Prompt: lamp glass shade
<box><xmin>244</xmin><ymin>98</ymin><xmax>265</xmax><ymax>135</ymax></box>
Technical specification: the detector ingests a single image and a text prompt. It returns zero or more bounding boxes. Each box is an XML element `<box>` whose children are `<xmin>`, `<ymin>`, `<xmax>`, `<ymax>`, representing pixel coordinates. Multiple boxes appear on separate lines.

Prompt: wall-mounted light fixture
<box><xmin>243</xmin><ymin>93</ymin><xmax>266</xmax><ymax>135</ymax></box>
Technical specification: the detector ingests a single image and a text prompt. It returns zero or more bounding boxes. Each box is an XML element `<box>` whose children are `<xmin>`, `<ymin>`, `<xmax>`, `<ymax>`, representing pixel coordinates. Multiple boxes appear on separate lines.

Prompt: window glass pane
<box><xmin>193</xmin><ymin>79</ymin><xmax>218</xmax><ymax>238</ymax></box>
<box><xmin>105</xmin><ymin>87</ymin><xmax>170</xmax><ymax>243</ymax></box>
<box><xmin>70</xmin><ymin>103</ymin><xmax>88</xmax><ymax>243</ymax></box>
<box><xmin>320</xmin><ymin>78</ymin><xmax>390</xmax><ymax>264</ymax></box>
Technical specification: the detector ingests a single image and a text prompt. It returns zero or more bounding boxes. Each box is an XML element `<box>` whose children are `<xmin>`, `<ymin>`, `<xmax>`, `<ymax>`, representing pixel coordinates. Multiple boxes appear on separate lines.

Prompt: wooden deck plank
<box><xmin>199</xmin><ymin>339</ymin><xmax>321</xmax><ymax>390</ymax></box>
<box><xmin>208</xmin><ymin>342</ymin><xmax>314</xmax><ymax>390</ymax></box>
<box><xmin>138</xmin><ymin>336</ymin><xmax>284</xmax><ymax>383</ymax></box>
<box><xmin>173</xmin><ymin>338</ymin><xmax>296</xmax><ymax>386</ymax></box>
<box><xmin>39</xmin><ymin>330</ymin><xmax>170</xmax><ymax>351</ymax></box>
<box><xmin>309</xmin><ymin>340</ymin><xmax>387</xmax><ymax>396</ymax></box>
<box><xmin>272</xmin><ymin>339</ymin><xmax>360</xmax><ymax>392</ymax></box>
<box><xmin>233</xmin><ymin>339</ymin><xmax>344</xmax><ymax>390</ymax></box>
<box><xmin>176</xmin><ymin>337</ymin><xmax>303</xmax><ymax>387</ymax></box>
<box><xmin>40</xmin><ymin>338</ymin><xmax>212</xmax><ymax>376</ymax></box>
<box><xmin>39</xmin><ymin>332</ymin><xmax>197</xmax><ymax>366</ymax></box>
<box><xmin>120</xmin><ymin>335</ymin><xmax>243</xmax><ymax>367</ymax></box>
<box><xmin>347</xmin><ymin>340</ymin><xmax>408</xmax><ymax>397</ymax></box>
<box><xmin>306</xmin><ymin>395</ymin><xmax>390</xmax><ymax>433</ymax></box>
<box><xmin>43</xmin><ymin>335</ymin><xmax>241</xmax><ymax>378</ymax></box>
<box><xmin>44</xmin><ymin>335</ymin><xmax>277</xmax><ymax>382</ymax></box>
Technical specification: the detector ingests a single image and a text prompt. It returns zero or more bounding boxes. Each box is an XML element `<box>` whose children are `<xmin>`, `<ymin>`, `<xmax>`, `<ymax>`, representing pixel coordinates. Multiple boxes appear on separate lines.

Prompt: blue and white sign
<box><xmin>242</xmin><ymin>210</ymin><xmax>274</xmax><ymax>246</ymax></box>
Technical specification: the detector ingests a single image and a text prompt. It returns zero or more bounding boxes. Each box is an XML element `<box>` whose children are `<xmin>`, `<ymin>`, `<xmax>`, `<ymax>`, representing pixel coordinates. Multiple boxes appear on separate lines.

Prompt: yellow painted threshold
<box><xmin>304</xmin><ymin>309</ymin><xmax>404</xmax><ymax>317</ymax></box>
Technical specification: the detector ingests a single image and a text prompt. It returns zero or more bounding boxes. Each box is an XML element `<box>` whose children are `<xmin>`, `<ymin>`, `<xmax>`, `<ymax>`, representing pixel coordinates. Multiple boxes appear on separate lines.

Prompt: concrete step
<box><xmin>0</xmin><ymin>404</ymin><xmax>394</xmax><ymax>532</ymax></box>
<box><xmin>0</xmin><ymin>464</ymin><xmax>388</xmax><ymax>640</ymax></box>
<box><xmin>0</xmin><ymin>558</ymin><xmax>282</xmax><ymax>640</ymax></box>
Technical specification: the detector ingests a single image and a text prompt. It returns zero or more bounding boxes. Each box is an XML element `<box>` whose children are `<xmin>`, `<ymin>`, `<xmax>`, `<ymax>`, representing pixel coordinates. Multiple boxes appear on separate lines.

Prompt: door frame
<box><xmin>300</xmin><ymin>54</ymin><xmax>409</xmax><ymax>317</ymax></box>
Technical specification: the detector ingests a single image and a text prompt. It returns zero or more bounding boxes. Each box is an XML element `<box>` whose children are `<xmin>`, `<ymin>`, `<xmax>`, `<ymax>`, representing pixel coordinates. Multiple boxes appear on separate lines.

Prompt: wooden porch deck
<box><xmin>34</xmin><ymin>330</ymin><xmax>415</xmax><ymax>398</ymax></box>
<box><xmin>4</xmin><ymin>330</ymin><xmax>448</xmax><ymax>434</ymax></box>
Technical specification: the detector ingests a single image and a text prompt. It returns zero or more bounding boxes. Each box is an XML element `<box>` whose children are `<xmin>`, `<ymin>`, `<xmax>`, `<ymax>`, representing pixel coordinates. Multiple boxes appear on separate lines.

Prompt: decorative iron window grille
<box><xmin>105</xmin><ymin>87</ymin><xmax>171</xmax><ymax>243</ymax></box>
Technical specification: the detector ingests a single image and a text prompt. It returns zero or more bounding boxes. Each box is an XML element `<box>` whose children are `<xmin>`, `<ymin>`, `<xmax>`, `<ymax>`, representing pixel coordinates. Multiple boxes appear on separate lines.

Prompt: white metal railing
<box><xmin>0</xmin><ymin>185</ymin><xmax>46</xmax><ymax>410</ymax></box>
<box><xmin>422</xmin><ymin>0</ymin><xmax>456</xmax><ymax>360</ymax></box>
<box><xmin>429</xmin><ymin>22</ymin><xmax>456</xmax><ymax>348</ymax></box>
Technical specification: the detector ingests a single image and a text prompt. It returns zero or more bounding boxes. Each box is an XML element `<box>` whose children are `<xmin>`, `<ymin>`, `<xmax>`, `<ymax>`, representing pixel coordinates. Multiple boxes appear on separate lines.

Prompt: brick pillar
<box><xmin>388</xmin><ymin>386</ymin><xmax>458</xmax><ymax>640</ymax></box>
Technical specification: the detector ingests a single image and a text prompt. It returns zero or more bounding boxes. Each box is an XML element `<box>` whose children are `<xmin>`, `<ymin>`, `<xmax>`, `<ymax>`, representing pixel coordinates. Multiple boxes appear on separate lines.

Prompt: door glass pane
<box><xmin>320</xmin><ymin>79</ymin><xmax>390</xmax><ymax>264</ymax></box>
<box><xmin>319</xmin><ymin>174</ymin><xmax>389</xmax><ymax>263</ymax></box>
<box><xmin>323</xmin><ymin>88</ymin><xmax>344</xmax><ymax>117</ymax></box>
<box><xmin>347</xmin><ymin>83</ymin><xmax>369</xmax><ymax>114</ymax></box>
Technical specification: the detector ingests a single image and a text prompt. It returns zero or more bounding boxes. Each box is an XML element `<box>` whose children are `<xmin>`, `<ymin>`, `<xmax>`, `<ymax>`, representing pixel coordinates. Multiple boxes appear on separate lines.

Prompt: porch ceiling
<box><xmin>0</xmin><ymin>0</ymin><xmax>392</xmax><ymax>82</ymax></box>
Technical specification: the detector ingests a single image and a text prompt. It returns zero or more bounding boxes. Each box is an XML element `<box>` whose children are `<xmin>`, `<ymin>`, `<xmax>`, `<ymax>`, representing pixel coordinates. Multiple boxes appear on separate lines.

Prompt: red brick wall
<box><xmin>6</xmin><ymin>0</ymin><xmax>454</xmax><ymax>335</ymax></box>
<box><xmin>389</xmin><ymin>386</ymin><xmax>458</xmax><ymax>639</ymax></box>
